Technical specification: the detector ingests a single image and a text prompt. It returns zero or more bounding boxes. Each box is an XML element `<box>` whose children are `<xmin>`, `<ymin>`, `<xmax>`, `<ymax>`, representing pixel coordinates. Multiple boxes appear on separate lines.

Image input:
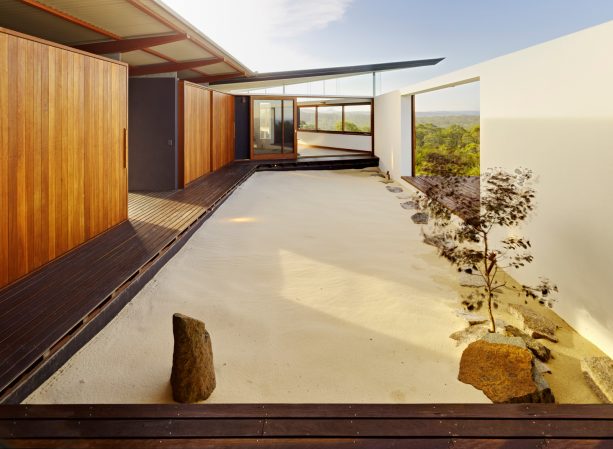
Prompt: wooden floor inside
<box><xmin>0</xmin><ymin>156</ymin><xmax>377</xmax><ymax>404</ymax></box>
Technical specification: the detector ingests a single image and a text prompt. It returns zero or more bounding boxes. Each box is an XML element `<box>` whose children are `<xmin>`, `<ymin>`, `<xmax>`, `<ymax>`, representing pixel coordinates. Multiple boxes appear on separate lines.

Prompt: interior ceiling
<box><xmin>0</xmin><ymin>0</ymin><xmax>249</xmax><ymax>82</ymax></box>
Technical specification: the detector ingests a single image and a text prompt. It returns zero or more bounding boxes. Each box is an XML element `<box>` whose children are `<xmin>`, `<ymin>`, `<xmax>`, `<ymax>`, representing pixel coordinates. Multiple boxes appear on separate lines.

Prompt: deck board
<box><xmin>402</xmin><ymin>176</ymin><xmax>480</xmax><ymax>221</ymax></box>
<box><xmin>0</xmin><ymin>404</ymin><xmax>611</xmax><ymax>447</ymax></box>
<box><xmin>0</xmin><ymin>156</ymin><xmax>377</xmax><ymax>403</ymax></box>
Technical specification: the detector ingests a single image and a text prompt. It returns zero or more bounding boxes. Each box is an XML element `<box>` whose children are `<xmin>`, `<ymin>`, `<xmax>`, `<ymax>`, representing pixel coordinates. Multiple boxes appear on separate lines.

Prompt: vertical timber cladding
<box><xmin>211</xmin><ymin>90</ymin><xmax>235</xmax><ymax>171</ymax></box>
<box><xmin>0</xmin><ymin>28</ymin><xmax>128</xmax><ymax>289</ymax></box>
<box><xmin>179</xmin><ymin>81</ymin><xmax>235</xmax><ymax>187</ymax></box>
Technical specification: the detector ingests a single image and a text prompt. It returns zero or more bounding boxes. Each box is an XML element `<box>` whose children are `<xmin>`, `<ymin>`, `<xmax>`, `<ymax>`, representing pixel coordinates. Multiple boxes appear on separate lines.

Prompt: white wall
<box><xmin>297</xmin><ymin>131</ymin><xmax>372</xmax><ymax>152</ymax></box>
<box><xmin>374</xmin><ymin>21</ymin><xmax>613</xmax><ymax>356</ymax></box>
<box><xmin>373</xmin><ymin>91</ymin><xmax>413</xmax><ymax>178</ymax></box>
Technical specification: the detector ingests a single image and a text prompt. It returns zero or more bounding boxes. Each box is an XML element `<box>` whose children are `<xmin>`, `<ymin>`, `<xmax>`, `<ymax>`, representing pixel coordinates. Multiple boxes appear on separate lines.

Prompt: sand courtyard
<box><xmin>25</xmin><ymin>169</ymin><xmax>605</xmax><ymax>404</ymax></box>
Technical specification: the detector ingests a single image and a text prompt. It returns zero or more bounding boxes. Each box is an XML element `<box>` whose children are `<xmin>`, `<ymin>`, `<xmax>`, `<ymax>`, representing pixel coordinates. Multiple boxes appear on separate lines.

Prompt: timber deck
<box><xmin>0</xmin><ymin>155</ymin><xmax>377</xmax><ymax>403</ymax></box>
<box><xmin>0</xmin><ymin>403</ymin><xmax>611</xmax><ymax>447</ymax></box>
<box><xmin>402</xmin><ymin>175</ymin><xmax>480</xmax><ymax>221</ymax></box>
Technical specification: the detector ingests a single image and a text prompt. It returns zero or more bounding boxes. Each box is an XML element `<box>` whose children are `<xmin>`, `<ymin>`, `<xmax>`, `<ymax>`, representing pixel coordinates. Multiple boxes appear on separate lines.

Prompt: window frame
<box><xmin>297</xmin><ymin>101</ymin><xmax>373</xmax><ymax>136</ymax></box>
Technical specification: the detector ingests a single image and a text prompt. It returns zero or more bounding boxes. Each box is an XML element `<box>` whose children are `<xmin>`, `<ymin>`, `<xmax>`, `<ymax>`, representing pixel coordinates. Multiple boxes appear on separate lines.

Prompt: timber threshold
<box><xmin>0</xmin><ymin>156</ymin><xmax>378</xmax><ymax>403</ymax></box>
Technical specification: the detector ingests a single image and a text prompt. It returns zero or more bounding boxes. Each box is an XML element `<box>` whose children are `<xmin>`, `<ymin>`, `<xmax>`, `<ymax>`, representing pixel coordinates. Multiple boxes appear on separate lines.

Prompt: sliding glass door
<box><xmin>251</xmin><ymin>97</ymin><xmax>296</xmax><ymax>159</ymax></box>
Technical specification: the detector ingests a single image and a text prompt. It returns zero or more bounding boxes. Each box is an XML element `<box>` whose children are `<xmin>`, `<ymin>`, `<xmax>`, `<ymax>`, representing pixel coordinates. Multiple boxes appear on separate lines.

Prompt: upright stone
<box><xmin>170</xmin><ymin>313</ymin><xmax>216</xmax><ymax>403</ymax></box>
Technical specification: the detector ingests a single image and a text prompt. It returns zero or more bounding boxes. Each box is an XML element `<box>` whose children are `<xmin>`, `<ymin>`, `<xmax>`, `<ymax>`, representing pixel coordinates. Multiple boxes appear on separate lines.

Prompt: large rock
<box><xmin>386</xmin><ymin>185</ymin><xmax>403</xmax><ymax>193</ymax></box>
<box><xmin>170</xmin><ymin>313</ymin><xmax>216</xmax><ymax>403</ymax></box>
<box><xmin>458</xmin><ymin>339</ymin><xmax>554</xmax><ymax>403</ymax></box>
<box><xmin>581</xmin><ymin>356</ymin><xmax>613</xmax><ymax>403</ymax></box>
<box><xmin>508</xmin><ymin>304</ymin><xmax>558</xmax><ymax>342</ymax></box>
<box><xmin>505</xmin><ymin>325</ymin><xmax>551</xmax><ymax>362</ymax></box>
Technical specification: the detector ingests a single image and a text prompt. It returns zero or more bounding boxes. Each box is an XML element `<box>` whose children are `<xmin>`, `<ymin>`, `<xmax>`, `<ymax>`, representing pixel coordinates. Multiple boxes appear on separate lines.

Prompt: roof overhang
<box><xmin>210</xmin><ymin>58</ymin><xmax>445</xmax><ymax>92</ymax></box>
<box><xmin>0</xmin><ymin>0</ymin><xmax>251</xmax><ymax>82</ymax></box>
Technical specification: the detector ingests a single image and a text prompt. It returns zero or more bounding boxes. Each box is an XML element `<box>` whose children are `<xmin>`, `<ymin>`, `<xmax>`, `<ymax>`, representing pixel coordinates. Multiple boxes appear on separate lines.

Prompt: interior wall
<box><xmin>128</xmin><ymin>78</ymin><xmax>177</xmax><ymax>191</ymax></box>
<box><xmin>297</xmin><ymin>131</ymin><xmax>372</xmax><ymax>152</ymax></box>
<box><xmin>374</xmin><ymin>20</ymin><xmax>613</xmax><ymax>356</ymax></box>
<box><xmin>0</xmin><ymin>28</ymin><xmax>128</xmax><ymax>289</ymax></box>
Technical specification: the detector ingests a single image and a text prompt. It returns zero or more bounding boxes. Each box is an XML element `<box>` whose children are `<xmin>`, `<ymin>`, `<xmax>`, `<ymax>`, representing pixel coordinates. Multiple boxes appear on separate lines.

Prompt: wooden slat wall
<box><xmin>179</xmin><ymin>81</ymin><xmax>211</xmax><ymax>186</ymax></box>
<box><xmin>179</xmin><ymin>82</ymin><xmax>234</xmax><ymax>187</ymax></box>
<box><xmin>212</xmin><ymin>90</ymin><xmax>235</xmax><ymax>171</ymax></box>
<box><xmin>0</xmin><ymin>28</ymin><xmax>128</xmax><ymax>289</ymax></box>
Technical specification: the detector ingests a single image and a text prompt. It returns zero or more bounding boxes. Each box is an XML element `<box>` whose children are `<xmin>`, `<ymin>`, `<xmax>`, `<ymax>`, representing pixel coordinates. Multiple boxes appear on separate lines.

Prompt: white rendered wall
<box><xmin>297</xmin><ymin>131</ymin><xmax>372</xmax><ymax>152</ymax></box>
<box><xmin>374</xmin><ymin>21</ymin><xmax>613</xmax><ymax>356</ymax></box>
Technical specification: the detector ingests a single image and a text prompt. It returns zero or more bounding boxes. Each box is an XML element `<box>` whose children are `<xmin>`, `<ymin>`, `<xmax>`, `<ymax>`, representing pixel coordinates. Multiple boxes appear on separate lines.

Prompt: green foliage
<box><xmin>334</xmin><ymin>120</ymin><xmax>370</xmax><ymax>133</ymax></box>
<box><xmin>415</xmin><ymin>122</ymin><xmax>480</xmax><ymax>176</ymax></box>
<box><xmin>416</xmin><ymin>114</ymin><xmax>479</xmax><ymax>128</ymax></box>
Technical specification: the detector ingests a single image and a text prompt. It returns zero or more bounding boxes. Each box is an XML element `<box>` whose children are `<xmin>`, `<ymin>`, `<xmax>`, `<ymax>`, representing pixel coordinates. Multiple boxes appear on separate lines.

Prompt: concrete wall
<box><xmin>374</xmin><ymin>20</ymin><xmax>613</xmax><ymax>356</ymax></box>
<box><xmin>298</xmin><ymin>131</ymin><xmax>372</xmax><ymax>152</ymax></box>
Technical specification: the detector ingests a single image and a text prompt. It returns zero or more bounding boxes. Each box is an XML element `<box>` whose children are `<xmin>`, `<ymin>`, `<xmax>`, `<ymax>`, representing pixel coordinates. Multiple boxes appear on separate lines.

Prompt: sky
<box><xmin>164</xmin><ymin>0</ymin><xmax>613</xmax><ymax>110</ymax></box>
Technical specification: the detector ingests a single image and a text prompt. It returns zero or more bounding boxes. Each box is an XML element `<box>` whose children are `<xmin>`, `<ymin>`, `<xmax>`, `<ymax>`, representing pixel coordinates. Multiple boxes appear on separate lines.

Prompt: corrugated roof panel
<box><xmin>0</xmin><ymin>0</ymin><xmax>105</xmax><ymax>44</ymax></box>
<box><xmin>40</xmin><ymin>0</ymin><xmax>170</xmax><ymax>38</ymax></box>
<box><xmin>153</xmin><ymin>39</ymin><xmax>214</xmax><ymax>60</ymax></box>
<box><xmin>197</xmin><ymin>61</ymin><xmax>236</xmax><ymax>75</ymax></box>
<box><xmin>177</xmin><ymin>69</ymin><xmax>201</xmax><ymax>79</ymax></box>
<box><xmin>121</xmin><ymin>49</ymin><xmax>166</xmax><ymax>65</ymax></box>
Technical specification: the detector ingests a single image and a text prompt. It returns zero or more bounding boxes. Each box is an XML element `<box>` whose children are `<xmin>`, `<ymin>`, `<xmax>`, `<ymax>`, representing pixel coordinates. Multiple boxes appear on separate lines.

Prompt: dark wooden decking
<box><xmin>0</xmin><ymin>404</ymin><xmax>611</xmax><ymax>447</ymax></box>
<box><xmin>0</xmin><ymin>156</ymin><xmax>378</xmax><ymax>404</ymax></box>
<box><xmin>402</xmin><ymin>176</ymin><xmax>480</xmax><ymax>221</ymax></box>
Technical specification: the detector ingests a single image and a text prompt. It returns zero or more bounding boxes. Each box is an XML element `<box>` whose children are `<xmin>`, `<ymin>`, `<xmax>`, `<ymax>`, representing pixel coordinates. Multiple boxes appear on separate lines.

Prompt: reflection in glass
<box><xmin>317</xmin><ymin>106</ymin><xmax>342</xmax><ymax>131</ymax></box>
<box><xmin>283</xmin><ymin>100</ymin><xmax>294</xmax><ymax>153</ymax></box>
<box><xmin>298</xmin><ymin>107</ymin><xmax>316</xmax><ymax>130</ymax></box>
<box><xmin>253</xmin><ymin>98</ymin><xmax>295</xmax><ymax>156</ymax></box>
<box><xmin>343</xmin><ymin>104</ymin><xmax>371</xmax><ymax>133</ymax></box>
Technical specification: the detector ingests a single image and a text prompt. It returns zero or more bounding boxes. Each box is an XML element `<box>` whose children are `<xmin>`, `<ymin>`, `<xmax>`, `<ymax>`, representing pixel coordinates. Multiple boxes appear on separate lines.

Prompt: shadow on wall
<box><xmin>480</xmin><ymin>116</ymin><xmax>613</xmax><ymax>357</ymax></box>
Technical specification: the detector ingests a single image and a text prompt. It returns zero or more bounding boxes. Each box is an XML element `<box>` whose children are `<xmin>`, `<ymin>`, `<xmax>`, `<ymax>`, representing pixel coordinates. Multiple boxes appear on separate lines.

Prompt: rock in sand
<box><xmin>505</xmin><ymin>325</ymin><xmax>551</xmax><ymax>362</ymax></box>
<box><xmin>170</xmin><ymin>313</ymin><xmax>216</xmax><ymax>403</ymax></box>
<box><xmin>508</xmin><ymin>304</ymin><xmax>558</xmax><ymax>342</ymax></box>
<box><xmin>386</xmin><ymin>185</ymin><xmax>403</xmax><ymax>193</ymax></box>
<box><xmin>411</xmin><ymin>212</ymin><xmax>429</xmax><ymax>224</ymax></box>
<box><xmin>581</xmin><ymin>356</ymin><xmax>613</xmax><ymax>403</ymax></box>
<box><xmin>458</xmin><ymin>338</ymin><xmax>554</xmax><ymax>403</ymax></box>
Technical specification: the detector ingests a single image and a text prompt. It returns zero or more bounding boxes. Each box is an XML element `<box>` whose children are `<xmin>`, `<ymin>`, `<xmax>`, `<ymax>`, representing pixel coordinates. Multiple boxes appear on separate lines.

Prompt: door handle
<box><xmin>123</xmin><ymin>128</ymin><xmax>127</xmax><ymax>168</ymax></box>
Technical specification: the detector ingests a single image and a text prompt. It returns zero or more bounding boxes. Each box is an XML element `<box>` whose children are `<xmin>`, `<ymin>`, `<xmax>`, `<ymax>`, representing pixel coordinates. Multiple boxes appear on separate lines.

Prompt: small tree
<box><xmin>413</xmin><ymin>167</ymin><xmax>556</xmax><ymax>333</ymax></box>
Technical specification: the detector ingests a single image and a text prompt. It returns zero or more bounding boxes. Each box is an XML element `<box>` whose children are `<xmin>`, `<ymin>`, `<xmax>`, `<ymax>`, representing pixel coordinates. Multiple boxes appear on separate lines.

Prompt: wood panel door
<box><xmin>0</xmin><ymin>28</ymin><xmax>128</xmax><ymax>289</ymax></box>
<box><xmin>179</xmin><ymin>81</ymin><xmax>211</xmax><ymax>187</ymax></box>
<box><xmin>212</xmin><ymin>90</ymin><xmax>235</xmax><ymax>171</ymax></box>
<box><xmin>179</xmin><ymin>82</ymin><xmax>235</xmax><ymax>187</ymax></box>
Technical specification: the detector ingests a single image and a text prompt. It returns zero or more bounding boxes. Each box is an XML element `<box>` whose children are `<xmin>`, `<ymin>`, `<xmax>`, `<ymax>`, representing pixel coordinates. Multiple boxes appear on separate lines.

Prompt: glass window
<box><xmin>298</xmin><ymin>107</ymin><xmax>316</xmax><ymax>130</ymax></box>
<box><xmin>317</xmin><ymin>106</ymin><xmax>342</xmax><ymax>132</ymax></box>
<box><xmin>343</xmin><ymin>104</ymin><xmax>371</xmax><ymax>133</ymax></box>
<box><xmin>283</xmin><ymin>100</ymin><xmax>294</xmax><ymax>153</ymax></box>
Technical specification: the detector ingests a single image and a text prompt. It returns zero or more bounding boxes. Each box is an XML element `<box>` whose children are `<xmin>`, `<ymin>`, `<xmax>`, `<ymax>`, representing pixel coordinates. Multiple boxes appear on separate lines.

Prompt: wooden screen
<box><xmin>179</xmin><ymin>82</ymin><xmax>234</xmax><ymax>187</ymax></box>
<box><xmin>0</xmin><ymin>28</ymin><xmax>128</xmax><ymax>289</ymax></box>
<box><xmin>211</xmin><ymin>90</ymin><xmax>235</xmax><ymax>171</ymax></box>
<box><xmin>179</xmin><ymin>81</ymin><xmax>211</xmax><ymax>186</ymax></box>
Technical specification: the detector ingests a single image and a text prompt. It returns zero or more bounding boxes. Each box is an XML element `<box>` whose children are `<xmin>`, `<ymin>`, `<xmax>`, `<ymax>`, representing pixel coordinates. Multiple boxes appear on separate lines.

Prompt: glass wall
<box><xmin>317</xmin><ymin>106</ymin><xmax>342</xmax><ymax>131</ymax></box>
<box><xmin>253</xmin><ymin>98</ymin><xmax>295</xmax><ymax>156</ymax></box>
